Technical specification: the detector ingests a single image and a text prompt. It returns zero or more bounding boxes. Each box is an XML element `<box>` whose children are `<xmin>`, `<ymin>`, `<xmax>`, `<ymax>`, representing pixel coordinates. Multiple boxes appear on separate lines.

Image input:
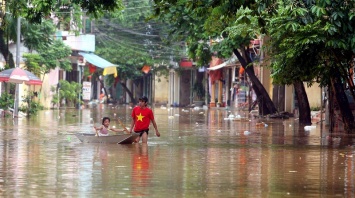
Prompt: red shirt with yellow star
<box><xmin>132</xmin><ymin>106</ymin><xmax>154</xmax><ymax>131</ymax></box>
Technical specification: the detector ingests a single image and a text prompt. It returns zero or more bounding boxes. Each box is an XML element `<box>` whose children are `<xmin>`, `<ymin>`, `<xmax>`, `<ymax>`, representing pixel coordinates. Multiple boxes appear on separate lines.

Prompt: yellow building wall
<box><xmin>304</xmin><ymin>82</ymin><xmax>321</xmax><ymax>108</ymax></box>
<box><xmin>260</xmin><ymin>66</ymin><xmax>273</xmax><ymax>98</ymax></box>
<box><xmin>154</xmin><ymin>75</ymin><xmax>169</xmax><ymax>105</ymax></box>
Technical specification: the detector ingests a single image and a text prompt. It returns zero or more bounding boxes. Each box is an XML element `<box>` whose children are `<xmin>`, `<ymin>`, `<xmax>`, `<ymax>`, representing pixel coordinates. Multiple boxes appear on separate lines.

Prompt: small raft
<box><xmin>75</xmin><ymin>133</ymin><xmax>139</xmax><ymax>144</ymax></box>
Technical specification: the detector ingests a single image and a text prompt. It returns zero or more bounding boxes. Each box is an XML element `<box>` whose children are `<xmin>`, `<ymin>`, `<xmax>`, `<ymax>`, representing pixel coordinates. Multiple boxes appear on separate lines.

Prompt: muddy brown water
<box><xmin>0</xmin><ymin>104</ymin><xmax>354</xmax><ymax>197</ymax></box>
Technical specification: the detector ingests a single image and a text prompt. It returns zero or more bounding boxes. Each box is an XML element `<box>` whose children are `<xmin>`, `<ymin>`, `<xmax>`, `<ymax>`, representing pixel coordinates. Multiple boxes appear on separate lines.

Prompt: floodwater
<box><xmin>0</xmin><ymin>104</ymin><xmax>354</xmax><ymax>197</ymax></box>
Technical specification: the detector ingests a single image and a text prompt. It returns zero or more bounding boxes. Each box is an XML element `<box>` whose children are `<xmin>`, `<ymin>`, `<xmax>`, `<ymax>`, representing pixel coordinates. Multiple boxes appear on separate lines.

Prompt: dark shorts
<box><xmin>135</xmin><ymin>129</ymin><xmax>149</xmax><ymax>137</ymax></box>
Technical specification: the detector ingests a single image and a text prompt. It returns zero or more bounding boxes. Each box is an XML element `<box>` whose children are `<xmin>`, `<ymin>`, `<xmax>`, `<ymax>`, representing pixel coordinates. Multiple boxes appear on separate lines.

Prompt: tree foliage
<box><xmin>263</xmin><ymin>1</ymin><xmax>355</xmax><ymax>87</ymax></box>
<box><xmin>23</xmin><ymin>39</ymin><xmax>72</xmax><ymax>75</ymax></box>
<box><xmin>5</xmin><ymin>0</ymin><xmax>124</xmax><ymax>23</ymax></box>
<box><xmin>152</xmin><ymin>0</ymin><xmax>278</xmax><ymax>115</ymax></box>
<box><xmin>262</xmin><ymin>0</ymin><xmax>355</xmax><ymax>131</ymax></box>
<box><xmin>95</xmin><ymin>0</ymin><xmax>184</xmax><ymax>82</ymax></box>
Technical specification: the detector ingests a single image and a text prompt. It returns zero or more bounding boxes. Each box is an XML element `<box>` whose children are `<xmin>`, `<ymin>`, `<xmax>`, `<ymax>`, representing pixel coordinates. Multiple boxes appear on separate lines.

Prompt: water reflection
<box><xmin>0</xmin><ymin>106</ymin><xmax>354</xmax><ymax>197</ymax></box>
<box><xmin>131</xmin><ymin>144</ymin><xmax>150</xmax><ymax>196</ymax></box>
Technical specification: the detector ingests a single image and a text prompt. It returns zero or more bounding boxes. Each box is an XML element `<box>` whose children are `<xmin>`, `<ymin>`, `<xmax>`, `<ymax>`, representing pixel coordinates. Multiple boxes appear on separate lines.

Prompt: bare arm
<box><xmin>110</xmin><ymin>128</ymin><xmax>124</xmax><ymax>132</ymax></box>
<box><xmin>94</xmin><ymin>125</ymin><xmax>103</xmax><ymax>130</ymax></box>
<box><xmin>151</xmin><ymin>119</ymin><xmax>160</xmax><ymax>137</ymax></box>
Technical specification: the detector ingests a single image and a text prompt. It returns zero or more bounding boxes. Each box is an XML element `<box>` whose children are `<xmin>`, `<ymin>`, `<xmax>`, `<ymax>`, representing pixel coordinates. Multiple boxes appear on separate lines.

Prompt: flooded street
<box><xmin>0</xmin><ymin>104</ymin><xmax>355</xmax><ymax>197</ymax></box>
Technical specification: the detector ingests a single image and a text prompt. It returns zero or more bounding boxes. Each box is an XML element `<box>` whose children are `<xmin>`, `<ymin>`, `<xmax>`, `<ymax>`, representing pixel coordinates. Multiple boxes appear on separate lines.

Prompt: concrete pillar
<box><xmin>210</xmin><ymin>82</ymin><xmax>216</xmax><ymax>107</ymax></box>
<box><xmin>218</xmin><ymin>80</ymin><xmax>223</xmax><ymax>105</ymax></box>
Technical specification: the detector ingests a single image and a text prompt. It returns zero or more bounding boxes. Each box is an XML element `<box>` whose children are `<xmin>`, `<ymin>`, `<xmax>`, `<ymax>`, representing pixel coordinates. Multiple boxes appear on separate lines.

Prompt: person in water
<box><xmin>129</xmin><ymin>96</ymin><xmax>160</xmax><ymax>143</ymax></box>
<box><xmin>94</xmin><ymin>117</ymin><xmax>123</xmax><ymax>136</ymax></box>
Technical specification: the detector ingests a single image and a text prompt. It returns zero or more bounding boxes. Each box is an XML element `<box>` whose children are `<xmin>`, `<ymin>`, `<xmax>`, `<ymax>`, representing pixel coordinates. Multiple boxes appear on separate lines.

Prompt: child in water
<box><xmin>94</xmin><ymin>117</ymin><xmax>123</xmax><ymax>136</ymax></box>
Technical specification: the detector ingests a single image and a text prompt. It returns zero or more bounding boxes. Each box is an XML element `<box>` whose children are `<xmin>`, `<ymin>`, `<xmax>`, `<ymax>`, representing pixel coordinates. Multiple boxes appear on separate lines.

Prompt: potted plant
<box><xmin>192</xmin><ymin>81</ymin><xmax>205</xmax><ymax>106</ymax></box>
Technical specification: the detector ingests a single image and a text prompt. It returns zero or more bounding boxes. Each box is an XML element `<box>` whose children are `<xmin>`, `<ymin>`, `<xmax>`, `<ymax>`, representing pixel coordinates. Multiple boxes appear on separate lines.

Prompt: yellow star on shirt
<box><xmin>136</xmin><ymin>113</ymin><xmax>145</xmax><ymax>122</ymax></box>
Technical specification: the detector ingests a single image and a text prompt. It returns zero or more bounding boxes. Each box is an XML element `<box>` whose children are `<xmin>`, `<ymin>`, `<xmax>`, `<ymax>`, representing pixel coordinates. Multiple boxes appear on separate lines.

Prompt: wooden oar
<box><xmin>118</xmin><ymin>118</ymin><xmax>130</xmax><ymax>134</ymax></box>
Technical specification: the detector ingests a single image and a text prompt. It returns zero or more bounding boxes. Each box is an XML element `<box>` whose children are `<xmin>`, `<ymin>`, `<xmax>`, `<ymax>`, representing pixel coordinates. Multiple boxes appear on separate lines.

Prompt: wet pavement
<box><xmin>0</xmin><ymin>104</ymin><xmax>354</xmax><ymax>197</ymax></box>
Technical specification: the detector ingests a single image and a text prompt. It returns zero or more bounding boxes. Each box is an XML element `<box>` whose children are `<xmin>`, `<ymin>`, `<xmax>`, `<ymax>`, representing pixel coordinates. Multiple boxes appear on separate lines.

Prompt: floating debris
<box><xmin>304</xmin><ymin>125</ymin><xmax>316</xmax><ymax>131</ymax></box>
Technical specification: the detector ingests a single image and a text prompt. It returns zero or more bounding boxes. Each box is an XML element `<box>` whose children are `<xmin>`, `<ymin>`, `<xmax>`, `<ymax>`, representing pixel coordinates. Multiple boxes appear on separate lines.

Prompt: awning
<box><xmin>207</xmin><ymin>56</ymin><xmax>239</xmax><ymax>71</ymax></box>
<box><xmin>79</xmin><ymin>52</ymin><xmax>117</xmax><ymax>68</ymax></box>
<box><xmin>208</xmin><ymin>61</ymin><xmax>227</xmax><ymax>71</ymax></box>
<box><xmin>79</xmin><ymin>52</ymin><xmax>118</xmax><ymax>77</ymax></box>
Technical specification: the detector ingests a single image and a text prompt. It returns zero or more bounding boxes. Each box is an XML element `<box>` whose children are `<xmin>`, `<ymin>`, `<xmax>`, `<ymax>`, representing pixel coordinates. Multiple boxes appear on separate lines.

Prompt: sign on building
<box><xmin>82</xmin><ymin>81</ymin><xmax>91</xmax><ymax>101</ymax></box>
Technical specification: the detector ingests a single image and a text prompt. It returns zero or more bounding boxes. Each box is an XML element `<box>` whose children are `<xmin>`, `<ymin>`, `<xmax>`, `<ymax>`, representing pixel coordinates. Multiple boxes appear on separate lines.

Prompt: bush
<box><xmin>19</xmin><ymin>92</ymin><xmax>43</xmax><ymax>116</ymax></box>
<box><xmin>0</xmin><ymin>93</ymin><xmax>14</xmax><ymax>110</ymax></box>
<box><xmin>52</xmin><ymin>80</ymin><xmax>82</xmax><ymax>107</ymax></box>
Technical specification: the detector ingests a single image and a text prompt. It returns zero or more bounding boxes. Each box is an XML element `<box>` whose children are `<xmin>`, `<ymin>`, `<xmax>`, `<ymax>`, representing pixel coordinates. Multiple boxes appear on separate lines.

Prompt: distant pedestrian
<box><xmin>129</xmin><ymin>96</ymin><xmax>160</xmax><ymax>143</ymax></box>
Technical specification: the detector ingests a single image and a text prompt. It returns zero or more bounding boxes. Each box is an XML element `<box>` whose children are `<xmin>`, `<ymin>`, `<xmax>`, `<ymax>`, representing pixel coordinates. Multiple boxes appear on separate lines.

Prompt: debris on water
<box><xmin>256</xmin><ymin>122</ymin><xmax>268</xmax><ymax>127</ymax></box>
<box><xmin>304</xmin><ymin>125</ymin><xmax>316</xmax><ymax>131</ymax></box>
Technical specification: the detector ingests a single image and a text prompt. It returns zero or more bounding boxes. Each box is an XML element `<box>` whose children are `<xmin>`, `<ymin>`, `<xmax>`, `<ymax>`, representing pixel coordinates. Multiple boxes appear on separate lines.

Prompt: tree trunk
<box><xmin>0</xmin><ymin>29</ymin><xmax>15</xmax><ymax>68</ymax></box>
<box><xmin>293</xmin><ymin>81</ymin><xmax>312</xmax><ymax>125</ymax></box>
<box><xmin>120</xmin><ymin>81</ymin><xmax>136</xmax><ymax>104</ymax></box>
<box><xmin>233</xmin><ymin>48</ymin><xmax>277</xmax><ymax>115</ymax></box>
<box><xmin>330</xmin><ymin>74</ymin><xmax>354</xmax><ymax>133</ymax></box>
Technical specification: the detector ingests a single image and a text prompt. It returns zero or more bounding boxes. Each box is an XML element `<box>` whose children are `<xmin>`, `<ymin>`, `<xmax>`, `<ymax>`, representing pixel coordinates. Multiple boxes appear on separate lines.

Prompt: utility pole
<box><xmin>14</xmin><ymin>17</ymin><xmax>20</xmax><ymax>118</ymax></box>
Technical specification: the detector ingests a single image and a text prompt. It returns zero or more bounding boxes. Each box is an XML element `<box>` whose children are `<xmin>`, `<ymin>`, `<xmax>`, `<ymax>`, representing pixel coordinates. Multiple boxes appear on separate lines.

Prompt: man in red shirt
<box><xmin>130</xmin><ymin>96</ymin><xmax>160</xmax><ymax>143</ymax></box>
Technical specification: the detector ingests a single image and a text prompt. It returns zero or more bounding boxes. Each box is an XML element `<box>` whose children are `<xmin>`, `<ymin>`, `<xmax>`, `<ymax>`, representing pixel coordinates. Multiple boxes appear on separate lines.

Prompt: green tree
<box><xmin>57</xmin><ymin>80</ymin><xmax>82</xmax><ymax>107</ymax></box>
<box><xmin>0</xmin><ymin>0</ymin><xmax>124</xmax><ymax>68</ymax></box>
<box><xmin>262</xmin><ymin>0</ymin><xmax>355</xmax><ymax>132</ymax></box>
<box><xmin>21</xmin><ymin>19</ymin><xmax>56</xmax><ymax>52</ymax></box>
<box><xmin>95</xmin><ymin>0</ymin><xmax>183</xmax><ymax>103</ymax></box>
<box><xmin>5</xmin><ymin>0</ymin><xmax>124</xmax><ymax>23</ymax></box>
<box><xmin>23</xmin><ymin>39</ymin><xmax>72</xmax><ymax>76</ymax></box>
<box><xmin>151</xmin><ymin>0</ymin><xmax>278</xmax><ymax>115</ymax></box>
<box><xmin>224</xmin><ymin>5</ymin><xmax>313</xmax><ymax>124</ymax></box>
